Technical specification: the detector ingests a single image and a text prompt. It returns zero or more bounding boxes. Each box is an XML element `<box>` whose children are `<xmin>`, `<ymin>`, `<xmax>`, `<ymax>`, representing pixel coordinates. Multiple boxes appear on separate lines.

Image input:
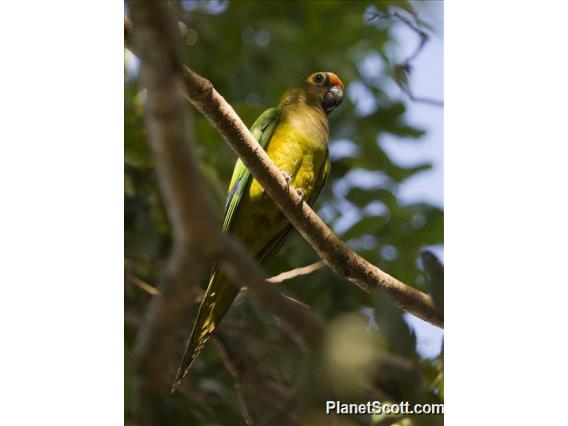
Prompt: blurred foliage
<box><xmin>125</xmin><ymin>1</ymin><xmax>443</xmax><ymax>425</ymax></box>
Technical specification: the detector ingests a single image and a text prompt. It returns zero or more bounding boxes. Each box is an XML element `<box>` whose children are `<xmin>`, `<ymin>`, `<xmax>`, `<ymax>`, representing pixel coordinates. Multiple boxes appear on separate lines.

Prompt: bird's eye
<box><xmin>313</xmin><ymin>73</ymin><xmax>324</xmax><ymax>84</ymax></box>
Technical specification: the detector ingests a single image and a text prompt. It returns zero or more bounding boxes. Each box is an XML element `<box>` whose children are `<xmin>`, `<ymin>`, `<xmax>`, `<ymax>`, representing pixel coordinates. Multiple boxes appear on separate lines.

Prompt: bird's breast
<box><xmin>231</xmin><ymin>108</ymin><xmax>329</xmax><ymax>255</ymax></box>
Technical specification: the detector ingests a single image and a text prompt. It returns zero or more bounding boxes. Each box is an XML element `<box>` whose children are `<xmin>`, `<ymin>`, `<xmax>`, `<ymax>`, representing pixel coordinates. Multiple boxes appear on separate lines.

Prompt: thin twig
<box><xmin>367</xmin><ymin>10</ymin><xmax>429</xmax><ymax>64</ymax></box>
<box><xmin>126</xmin><ymin>273</ymin><xmax>161</xmax><ymax>296</ymax></box>
<box><xmin>267</xmin><ymin>261</ymin><xmax>325</xmax><ymax>284</ymax></box>
<box><xmin>171</xmin><ymin>235</ymin><xmax>325</xmax><ymax>391</ymax></box>
<box><xmin>218</xmin><ymin>237</ymin><xmax>325</xmax><ymax>350</ymax></box>
<box><xmin>127</xmin><ymin>262</ymin><xmax>321</xmax><ymax>303</ymax></box>
<box><xmin>392</xmin><ymin>11</ymin><xmax>429</xmax><ymax>64</ymax></box>
<box><xmin>212</xmin><ymin>337</ymin><xmax>254</xmax><ymax>426</ymax></box>
<box><xmin>239</xmin><ymin>287</ymin><xmax>311</xmax><ymax>311</ymax></box>
<box><xmin>400</xmin><ymin>84</ymin><xmax>444</xmax><ymax>107</ymax></box>
<box><xmin>367</xmin><ymin>10</ymin><xmax>444</xmax><ymax>107</ymax></box>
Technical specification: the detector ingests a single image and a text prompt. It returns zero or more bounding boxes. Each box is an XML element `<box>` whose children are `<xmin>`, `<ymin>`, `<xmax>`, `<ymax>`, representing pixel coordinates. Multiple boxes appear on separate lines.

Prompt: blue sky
<box><xmin>386</xmin><ymin>2</ymin><xmax>444</xmax><ymax>208</ymax></box>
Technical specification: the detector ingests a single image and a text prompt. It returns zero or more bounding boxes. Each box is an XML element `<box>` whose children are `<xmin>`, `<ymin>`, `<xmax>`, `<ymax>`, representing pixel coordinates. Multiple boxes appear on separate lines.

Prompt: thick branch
<box><xmin>125</xmin><ymin>18</ymin><xmax>443</xmax><ymax>328</ymax></box>
<box><xmin>126</xmin><ymin>3</ymin><xmax>218</xmax><ymax>424</ymax></box>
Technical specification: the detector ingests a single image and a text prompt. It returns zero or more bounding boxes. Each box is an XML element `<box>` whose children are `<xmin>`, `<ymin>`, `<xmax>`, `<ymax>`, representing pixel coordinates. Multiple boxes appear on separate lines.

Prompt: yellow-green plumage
<box><xmin>173</xmin><ymin>72</ymin><xmax>343</xmax><ymax>389</ymax></box>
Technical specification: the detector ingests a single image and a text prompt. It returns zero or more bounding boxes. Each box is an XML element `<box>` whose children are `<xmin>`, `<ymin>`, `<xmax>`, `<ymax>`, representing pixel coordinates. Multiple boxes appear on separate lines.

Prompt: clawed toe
<box><xmin>295</xmin><ymin>188</ymin><xmax>304</xmax><ymax>204</ymax></box>
<box><xmin>281</xmin><ymin>171</ymin><xmax>292</xmax><ymax>185</ymax></box>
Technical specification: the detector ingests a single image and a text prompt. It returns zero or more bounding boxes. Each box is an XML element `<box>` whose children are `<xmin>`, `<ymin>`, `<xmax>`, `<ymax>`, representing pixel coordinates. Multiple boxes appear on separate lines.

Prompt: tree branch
<box><xmin>212</xmin><ymin>337</ymin><xmax>253</xmax><ymax>426</ymax></box>
<box><xmin>217</xmin><ymin>237</ymin><xmax>325</xmax><ymax>351</ymax></box>
<box><xmin>126</xmin><ymin>3</ymin><xmax>218</xmax><ymax>424</ymax></box>
<box><xmin>367</xmin><ymin>10</ymin><xmax>444</xmax><ymax>107</ymax></box>
<box><xmin>267</xmin><ymin>261</ymin><xmax>325</xmax><ymax>284</ymax></box>
<box><xmin>126</xmin><ymin>273</ymin><xmax>161</xmax><ymax>296</ymax></box>
<box><xmin>124</xmin><ymin>17</ymin><xmax>443</xmax><ymax>328</ymax></box>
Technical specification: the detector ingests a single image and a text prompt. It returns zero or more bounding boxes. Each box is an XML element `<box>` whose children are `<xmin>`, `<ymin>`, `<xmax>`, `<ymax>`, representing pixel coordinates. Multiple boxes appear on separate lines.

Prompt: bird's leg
<box><xmin>295</xmin><ymin>188</ymin><xmax>304</xmax><ymax>205</ymax></box>
<box><xmin>281</xmin><ymin>170</ymin><xmax>292</xmax><ymax>186</ymax></box>
<box><xmin>279</xmin><ymin>170</ymin><xmax>303</xmax><ymax>205</ymax></box>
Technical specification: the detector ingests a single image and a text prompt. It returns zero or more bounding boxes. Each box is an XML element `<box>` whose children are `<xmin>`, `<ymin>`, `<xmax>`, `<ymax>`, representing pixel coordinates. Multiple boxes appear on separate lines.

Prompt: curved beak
<box><xmin>323</xmin><ymin>85</ymin><xmax>344</xmax><ymax>115</ymax></box>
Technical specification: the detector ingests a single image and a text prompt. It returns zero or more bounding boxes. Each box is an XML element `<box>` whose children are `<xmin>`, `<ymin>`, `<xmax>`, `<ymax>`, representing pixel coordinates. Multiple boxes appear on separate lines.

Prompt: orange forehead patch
<box><xmin>327</xmin><ymin>73</ymin><xmax>344</xmax><ymax>90</ymax></box>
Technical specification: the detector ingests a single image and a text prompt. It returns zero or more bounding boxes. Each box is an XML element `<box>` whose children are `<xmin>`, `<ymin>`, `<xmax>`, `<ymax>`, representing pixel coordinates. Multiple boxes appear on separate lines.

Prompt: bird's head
<box><xmin>281</xmin><ymin>72</ymin><xmax>345</xmax><ymax>115</ymax></box>
<box><xmin>309</xmin><ymin>72</ymin><xmax>344</xmax><ymax>115</ymax></box>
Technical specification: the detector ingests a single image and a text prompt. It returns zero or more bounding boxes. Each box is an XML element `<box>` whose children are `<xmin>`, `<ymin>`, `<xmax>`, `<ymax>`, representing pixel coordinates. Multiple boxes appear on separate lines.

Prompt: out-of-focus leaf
<box><xmin>342</xmin><ymin>215</ymin><xmax>387</xmax><ymax>240</ymax></box>
<box><xmin>346</xmin><ymin>187</ymin><xmax>397</xmax><ymax>208</ymax></box>
<box><xmin>421</xmin><ymin>250</ymin><xmax>444</xmax><ymax>315</ymax></box>
<box><xmin>125</xmin><ymin>172</ymin><xmax>135</xmax><ymax>197</ymax></box>
<box><xmin>373</xmin><ymin>288</ymin><xmax>416</xmax><ymax>359</ymax></box>
<box><xmin>359</xmin><ymin>101</ymin><xmax>426</xmax><ymax>139</ymax></box>
<box><xmin>199</xmin><ymin>161</ymin><xmax>228</xmax><ymax>211</ymax></box>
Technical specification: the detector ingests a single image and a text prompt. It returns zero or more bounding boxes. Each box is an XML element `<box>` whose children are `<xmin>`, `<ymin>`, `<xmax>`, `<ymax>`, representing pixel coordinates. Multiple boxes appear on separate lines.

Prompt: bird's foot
<box><xmin>295</xmin><ymin>188</ymin><xmax>304</xmax><ymax>205</ymax></box>
<box><xmin>261</xmin><ymin>171</ymin><xmax>291</xmax><ymax>198</ymax></box>
<box><xmin>280</xmin><ymin>170</ymin><xmax>292</xmax><ymax>185</ymax></box>
<box><xmin>278</xmin><ymin>170</ymin><xmax>302</xmax><ymax>205</ymax></box>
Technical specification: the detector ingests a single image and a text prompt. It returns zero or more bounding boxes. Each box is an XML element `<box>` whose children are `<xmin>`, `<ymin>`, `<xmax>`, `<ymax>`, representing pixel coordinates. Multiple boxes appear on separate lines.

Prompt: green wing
<box><xmin>172</xmin><ymin>108</ymin><xmax>281</xmax><ymax>390</ymax></box>
<box><xmin>309</xmin><ymin>148</ymin><xmax>330</xmax><ymax>205</ymax></box>
<box><xmin>223</xmin><ymin>107</ymin><xmax>281</xmax><ymax>231</ymax></box>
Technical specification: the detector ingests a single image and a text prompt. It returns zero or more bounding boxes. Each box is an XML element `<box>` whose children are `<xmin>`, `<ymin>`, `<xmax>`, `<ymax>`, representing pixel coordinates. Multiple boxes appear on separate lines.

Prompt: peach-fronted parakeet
<box><xmin>173</xmin><ymin>72</ymin><xmax>344</xmax><ymax>388</ymax></box>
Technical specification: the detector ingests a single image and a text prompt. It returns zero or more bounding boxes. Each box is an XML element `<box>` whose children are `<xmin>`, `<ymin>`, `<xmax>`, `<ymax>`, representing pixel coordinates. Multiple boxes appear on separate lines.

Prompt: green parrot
<box><xmin>173</xmin><ymin>71</ymin><xmax>344</xmax><ymax>389</ymax></box>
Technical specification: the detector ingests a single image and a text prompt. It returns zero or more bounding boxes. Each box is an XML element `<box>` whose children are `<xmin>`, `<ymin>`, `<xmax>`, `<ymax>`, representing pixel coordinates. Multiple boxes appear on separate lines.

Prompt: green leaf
<box><xmin>346</xmin><ymin>187</ymin><xmax>397</xmax><ymax>208</ymax></box>
<box><xmin>342</xmin><ymin>215</ymin><xmax>387</xmax><ymax>240</ymax></box>
<box><xmin>373</xmin><ymin>288</ymin><xmax>417</xmax><ymax>359</ymax></box>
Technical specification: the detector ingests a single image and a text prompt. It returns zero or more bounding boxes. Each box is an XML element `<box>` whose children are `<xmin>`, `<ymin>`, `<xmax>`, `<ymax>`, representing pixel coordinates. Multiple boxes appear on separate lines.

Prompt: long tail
<box><xmin>172</xmin><ymin>269</ymin><xmax>239</xmax><ymax>391</ymax></box>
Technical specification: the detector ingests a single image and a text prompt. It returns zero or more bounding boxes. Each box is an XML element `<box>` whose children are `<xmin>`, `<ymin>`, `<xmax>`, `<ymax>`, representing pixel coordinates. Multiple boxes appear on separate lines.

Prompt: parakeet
<box><xmin>173</xmin><ymin>71</ymin><xmax>344</xmax><ymax>389</ymax></box>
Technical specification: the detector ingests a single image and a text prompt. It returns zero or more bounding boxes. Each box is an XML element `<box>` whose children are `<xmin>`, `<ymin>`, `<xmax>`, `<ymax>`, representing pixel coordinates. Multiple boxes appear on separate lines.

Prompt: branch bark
<box><xmin>126</xmin><ymin>3</ymin><xmax>218</xmax><ymax>424</ymax></box>
<box><xmin>125</xmin><ymin>17</ymin><xmax>443</xmax><ymax>328</ymax></box>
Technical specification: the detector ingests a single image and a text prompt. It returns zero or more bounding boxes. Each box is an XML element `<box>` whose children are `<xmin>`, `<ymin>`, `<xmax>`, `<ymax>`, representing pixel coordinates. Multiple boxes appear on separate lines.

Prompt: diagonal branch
<box><xmin>126</xmin><ymin>273</ymin><xmax>161</xmax><ymax>296</ymax></box>
<box><xmin>125</xmin><ymin>17</ymin><xmax>443</xmax><ymax>329</ymax></box>
<box><xmin>212</xmin><ymin>337</ymin><xmax>253</xmax><ymax>426</ymax></box>
<box><xmin>267</xmin><ymin>261</ymin><xmax>325</xmax><ymax>284</ymax></box>
<box><xmin>369</xmin><ymin>10</ymin><xmax>430</xmax><ymax>65</ymax></box>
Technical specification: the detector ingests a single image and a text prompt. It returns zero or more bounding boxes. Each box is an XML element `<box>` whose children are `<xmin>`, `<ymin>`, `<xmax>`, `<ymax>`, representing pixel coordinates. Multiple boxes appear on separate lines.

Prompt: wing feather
<box><xmin>223</xmin><ymin>108</ymin><xmax>281</xmax><ymax>231</ymax></box>
<box><xmin>172</xmin><ymin>108</ymin><xmax>281</xmax><ymax>390</ymax></box>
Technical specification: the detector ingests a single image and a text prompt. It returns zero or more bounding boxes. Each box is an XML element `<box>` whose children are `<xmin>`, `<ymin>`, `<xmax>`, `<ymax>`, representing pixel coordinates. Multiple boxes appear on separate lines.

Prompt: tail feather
<box><xmin>172</xmin><ymin>270</ymin><xmax>239</xmax><ymax>391</ymax></box>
